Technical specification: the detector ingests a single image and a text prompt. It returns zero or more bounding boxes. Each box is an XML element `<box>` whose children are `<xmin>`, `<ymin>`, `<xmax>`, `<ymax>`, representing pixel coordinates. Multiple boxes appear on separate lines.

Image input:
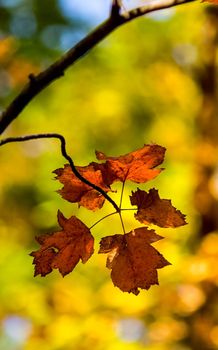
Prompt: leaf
<box><xmin>96</xmin><ymin>144</ymin><xmax>165</xmax><ymax>183</ymax></box>
<box><xmin>54</xmin><ymin>163</ymin><xmax>113</xmax><ymax>210</ymax></box>
<box><xmin>30</xmin><ymin>211</ymin><xmax>94</xmax><ymax>277</ymax></box>
<box><xmin>130</xmin><ymin>188</ymin><xmax>186</xmax><ymax>228</ymax></box>
<box><xmin>99</xmin><ymin>227</ymin><xmax>170</xmax><ymax>295</ymax></box>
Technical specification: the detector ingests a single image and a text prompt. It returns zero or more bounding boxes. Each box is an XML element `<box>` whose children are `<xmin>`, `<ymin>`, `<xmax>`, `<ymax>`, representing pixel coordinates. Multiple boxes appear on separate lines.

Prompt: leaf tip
<box><xmin>95</xmin><ymin>150</ymin><xmax>106</xmax><ymax>160</ymax></box>
<box><xmin>57</xmin><ymin>210</ymin><xmax>66</xmax><ymax>228</ymax></box>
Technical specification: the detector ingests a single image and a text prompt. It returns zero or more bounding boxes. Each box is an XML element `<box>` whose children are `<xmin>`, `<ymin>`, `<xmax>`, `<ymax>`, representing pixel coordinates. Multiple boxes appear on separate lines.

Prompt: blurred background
<box><xmin>0</xmin><ymin>0</ymin><xmax>218</xmax><ymax>349</ymax></box>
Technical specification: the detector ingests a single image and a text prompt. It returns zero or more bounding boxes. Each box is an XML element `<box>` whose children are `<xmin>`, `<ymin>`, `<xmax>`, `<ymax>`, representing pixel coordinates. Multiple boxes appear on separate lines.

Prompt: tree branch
<box><xmin>0</xmin><ymin>133</ymin><xmax>120</xmax><ymax>212</ymax></box>
<box><xmin>0</xmin><ymin>0</ymin><xmax>196</xmax><ymax>135</ymax></box>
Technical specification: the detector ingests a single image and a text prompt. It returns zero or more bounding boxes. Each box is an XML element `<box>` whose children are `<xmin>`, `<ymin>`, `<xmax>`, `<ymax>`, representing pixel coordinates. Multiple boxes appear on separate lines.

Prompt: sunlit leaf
<box><xmin>130</xmin><ymin>188</ymin><xmax>187</xmax><ymax>228</ymax></box>
<box><xmin>54</xmin><ymin>163</ymin><xmax>113</xmax><ymax>210</ymax></box>
<box><xmin>99</xmin><ymin>227</ymin><xmax>170</xmax><ymax>295</ymax></box>
<box><xmin>30</xmin><ymin>211</ymin><xmax>94</xmax><ymax>276</ymax></box>
<box><xmin>96</xmin><ymin>144</ymin><xmax>165</xmax><ymax>183</ymax></box>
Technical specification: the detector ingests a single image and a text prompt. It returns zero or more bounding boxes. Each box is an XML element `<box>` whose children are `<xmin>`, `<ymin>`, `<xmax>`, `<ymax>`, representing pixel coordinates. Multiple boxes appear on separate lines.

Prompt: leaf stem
<box><xmin>0</xmin><ymin>133</ymin><xmax>120</xmax><ymax>212</ymax></box>
<box><xmin>119</xmin><ymin>181</ymin><xmax>126</xmax><ymax>209</ymax></box>
<box><xmin>121</xmin><ymin>208</ymin><xmax>137</xmax><ymax>211</ymax></box>
<box><xmin>89</xmin><ymin>208</ymin><xmax>137</xmax><ymax>231</ymax></box>
<box><xmin>89</xmin><ymin>211</ymin><xmax>117</xmax><ymax>229</ymax></box>
<box><xmin>119</xmin><ymin>211</ymin><xmax>126</xmax><ymax>235</ymax></box>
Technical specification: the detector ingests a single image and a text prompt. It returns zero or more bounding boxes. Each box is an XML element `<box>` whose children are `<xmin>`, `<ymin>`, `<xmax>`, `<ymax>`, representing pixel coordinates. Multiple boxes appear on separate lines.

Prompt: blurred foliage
<box><xmin>0</xmin><ymin>1</ymin><xmax>218</xmax><ymax>350</ymax></box>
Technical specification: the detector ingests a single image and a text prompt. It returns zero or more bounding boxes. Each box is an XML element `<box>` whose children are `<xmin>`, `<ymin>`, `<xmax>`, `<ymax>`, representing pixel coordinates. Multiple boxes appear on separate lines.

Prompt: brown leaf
<box><xmin>99</xmin><ymin>227</ymin><xmax>170</xmax><ymax>295</ymax></box>
<box><xmin>30</xmin><ymin>211</ymin><xmax>94</xmax><ymax>277</ymax></box>
<box><xmin>53</xmin><ymin>163</ymin><xmax>113</xmax><ymax>210</ymax></box>
<box><xmin>130</xmin><ymin>188</ymin><xmax>186</xmax><ymax>228</ymax></box>
<box><xmin>96</xmin><ymin>144</ymin><xmax>165</xmax><ymax>183</ymax></box>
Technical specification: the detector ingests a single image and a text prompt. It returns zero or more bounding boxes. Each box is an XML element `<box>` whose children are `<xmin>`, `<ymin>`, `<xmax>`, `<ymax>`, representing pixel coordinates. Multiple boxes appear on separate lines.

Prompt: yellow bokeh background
<box><xmin>0</xmin><ymin>2</ymin><xmax>218</xmax><ymax>350</ymax></box>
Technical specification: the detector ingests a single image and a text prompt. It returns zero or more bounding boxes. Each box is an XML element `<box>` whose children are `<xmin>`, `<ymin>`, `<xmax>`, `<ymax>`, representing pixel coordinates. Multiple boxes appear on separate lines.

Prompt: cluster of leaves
<box><xmin>30</xmin><ymin>144</ymin><xmax>186</xmax><ymax>295</ymax></box>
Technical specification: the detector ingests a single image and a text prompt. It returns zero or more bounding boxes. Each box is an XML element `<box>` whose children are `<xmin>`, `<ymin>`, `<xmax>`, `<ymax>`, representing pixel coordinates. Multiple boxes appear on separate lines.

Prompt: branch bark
<box><xmin>0</xmin><ymin>0</ymin><xmax>196</xmax><ymax>135</ymax></box>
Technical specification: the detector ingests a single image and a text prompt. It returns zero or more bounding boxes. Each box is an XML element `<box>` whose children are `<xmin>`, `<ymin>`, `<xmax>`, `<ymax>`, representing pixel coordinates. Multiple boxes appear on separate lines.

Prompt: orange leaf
<box><xmin>30</xmin><ymin>211</ymin><xmax>94</xmax><ymax>277</ymax></box>
<box><xmin>54</xmin><ymin>163</ymin><xmax>113</xmax><ymax>210</ymax></box>
<box><xmin>96</xmin><ymin>144</ymin><xmax>165</xmax><ymax>183</ymax></box>
<box><xmin>99</xmin><ymin>227</ymin><xmax>170</xmax><ymax>295</ymax></box>
<box><xmin>130</xmin><ymin>188</ymin><xmax>186</xmax><ymax>228</ymax></box>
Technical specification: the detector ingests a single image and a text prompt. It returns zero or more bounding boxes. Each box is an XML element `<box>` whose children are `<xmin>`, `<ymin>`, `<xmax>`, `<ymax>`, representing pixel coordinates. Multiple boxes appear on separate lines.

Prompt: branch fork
<box><xmin>111</xmin><ymin>0</ymin><xmax>122</xmax><ymax>17</ymax></box>
<box><xmin>0</xmin><ymin>0</ymin><xmax>196</xmax><ymax>135</ymax></box>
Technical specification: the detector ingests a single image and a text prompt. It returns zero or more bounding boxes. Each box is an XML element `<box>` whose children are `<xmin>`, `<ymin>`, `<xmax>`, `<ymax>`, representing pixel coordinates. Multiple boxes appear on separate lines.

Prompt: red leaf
<box><xmin>30</xmin><ymin>211</ymin><xmax>94</xmax><ymax>277</ymax></box>
<box><xmin>96</xmin><ymin>144</ymin><xmax>165</xmax><ymax>183</ymax></box>
<box><xmin>130</xmin><ymin>188</ymin><xmax>186</xmax><ymax>228</ymax></box>
<box><xmin>99</xmin><ymin>227</ymin><xmax>170</xmax><ymax>295</ymax></box>
<box><xmin>54</xmin><ymin>163</ymin><xmax>113</xmax><ymax>210</ymax></box>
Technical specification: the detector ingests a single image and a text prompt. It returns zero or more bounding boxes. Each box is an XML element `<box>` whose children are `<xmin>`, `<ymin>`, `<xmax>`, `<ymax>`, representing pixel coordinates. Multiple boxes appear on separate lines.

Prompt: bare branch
<box><xmin>0</xmin><ymin>0</ymin><xmax>196</xmax><ymax>135</ymax></box>
<box><xmin>122</xmin><ymin>0</ymin><xmax>196</xmax><ymax>20</ymax></box>
<box><xmin>0</xmin><ymin>133</ymin><xmax>120</xmax><ymax>212</ymax></box>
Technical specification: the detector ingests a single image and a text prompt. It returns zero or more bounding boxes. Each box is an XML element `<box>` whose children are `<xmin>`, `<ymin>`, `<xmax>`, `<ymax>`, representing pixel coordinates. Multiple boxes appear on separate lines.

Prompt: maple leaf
<box><xmin>30</xmin><ymin>211</ymin><xmax>94</xmax><ymax>277</ymax></box>
<box><xmin>54</xmin><ymin>163</ymin><xmax>113</xmax><ymax>210</ymax></box>
<box><xmin>96</xmin><ymin>144</ymin><xmax>165</xmax><ymax>183</ymax></box>
<box><xmin>99</xmin><ymin>227</ymin><xmax>170</xmax><ymax>295</ymax></box>
<box><xmin>130</xmin><ymin>188</ymin><xmax>186</xmax><ymax>228</ymax></box>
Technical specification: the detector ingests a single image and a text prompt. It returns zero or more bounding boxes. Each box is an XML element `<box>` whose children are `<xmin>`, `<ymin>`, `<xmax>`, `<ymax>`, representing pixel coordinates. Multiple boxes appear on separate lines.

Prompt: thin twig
<box><xmin>0</xmin><ymin>133</ymin><xmax>120</xmax><ymax>212</ymax></box>
<box><xmin>0</xmin><ymin>0</ymin><xmax>196</xmax><ymax>135</ymax></box>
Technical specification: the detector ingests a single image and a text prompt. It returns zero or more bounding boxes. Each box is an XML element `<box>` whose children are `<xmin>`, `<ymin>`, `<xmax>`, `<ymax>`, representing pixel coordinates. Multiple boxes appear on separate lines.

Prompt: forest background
<box><xmin>0</xmin><ymin>0</ymin><xmax>218</xmax><ymax>349</ymax></box>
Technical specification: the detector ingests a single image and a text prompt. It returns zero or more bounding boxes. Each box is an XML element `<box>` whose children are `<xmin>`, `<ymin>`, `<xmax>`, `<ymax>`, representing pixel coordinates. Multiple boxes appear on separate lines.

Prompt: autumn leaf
<box><xmin>96</xmin><ymin>144</ymin><xmax>165</xmax><ymax>183</ymax></box>
<box><xmin>99</xmin><ymin>227</ymin><xmax>170</xmax><ymax>295</ymax></box>
<box><xmin>130</xmin><ymin>188</ymin><xmax>186</xmax><ymax>228</ymax></box>
<box><xmin>30</xmin><ymin>211</ymin><xmax>94</xmax><ymax>277</ymax></box>
<box><xmin>54</xmin><ymin>163</ymin><xmax>113</xmax><ymax>210</ymax></box>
